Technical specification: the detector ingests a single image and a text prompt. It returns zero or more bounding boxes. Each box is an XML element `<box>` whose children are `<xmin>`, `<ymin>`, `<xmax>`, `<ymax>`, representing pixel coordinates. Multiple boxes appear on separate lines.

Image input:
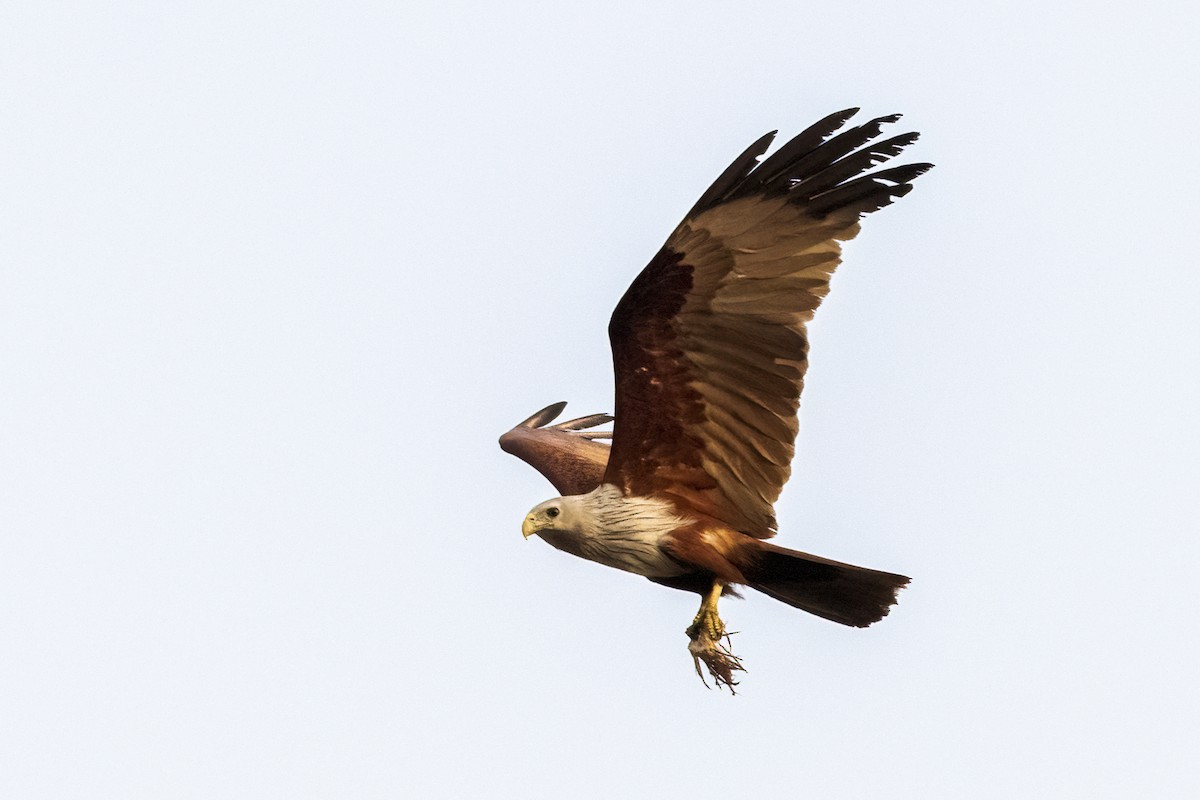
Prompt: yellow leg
<box><xmin>686</xmin><ymin>580</ymin><xmax>725</xmax><ymax>641</ymax></box>
<box><xmin>684</xmin><ymin>579</ymin><xmax>744</xmax><ymax>691</ymax></box>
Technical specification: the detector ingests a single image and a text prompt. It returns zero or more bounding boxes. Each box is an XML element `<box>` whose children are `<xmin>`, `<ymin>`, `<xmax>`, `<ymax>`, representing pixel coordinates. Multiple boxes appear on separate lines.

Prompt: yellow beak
<box><xmin>522</xmin><ymin>514</ymin><xmax>538</xmax><ymax>539</ymax></box>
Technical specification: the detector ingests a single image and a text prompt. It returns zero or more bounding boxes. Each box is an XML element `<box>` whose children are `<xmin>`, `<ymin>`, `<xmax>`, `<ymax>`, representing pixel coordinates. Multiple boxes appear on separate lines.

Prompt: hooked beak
<box><xmin>522</xmin><ymin>514</ymin><xmax>539</xmax><ymax>539</ymax></box>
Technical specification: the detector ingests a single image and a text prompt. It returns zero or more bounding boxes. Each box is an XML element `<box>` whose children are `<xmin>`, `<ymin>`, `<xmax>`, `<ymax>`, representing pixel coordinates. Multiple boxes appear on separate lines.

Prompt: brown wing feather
<box><xmin>605</xmin><ymin>111</ymin><xmax>931</xmax><ymax>537</ymax></box>
<box><xmin>499</xmin><ymin>403</ymin><xmax>612</xmax><ymax>496</ymax></box>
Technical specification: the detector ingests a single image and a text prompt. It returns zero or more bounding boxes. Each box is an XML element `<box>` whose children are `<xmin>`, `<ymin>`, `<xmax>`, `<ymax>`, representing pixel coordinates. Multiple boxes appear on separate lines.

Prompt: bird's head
<box><xmin>522</xmin><ymin>496</ymin><xmax>582</xmax><ymax>539</ymax></box>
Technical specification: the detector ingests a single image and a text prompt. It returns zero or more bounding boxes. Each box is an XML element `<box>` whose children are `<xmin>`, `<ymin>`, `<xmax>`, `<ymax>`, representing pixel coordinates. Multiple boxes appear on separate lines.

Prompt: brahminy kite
<box><xmin>500</xmin><ymin>109</ymin><xmax>930</xmax><ymax>690</ymax></box>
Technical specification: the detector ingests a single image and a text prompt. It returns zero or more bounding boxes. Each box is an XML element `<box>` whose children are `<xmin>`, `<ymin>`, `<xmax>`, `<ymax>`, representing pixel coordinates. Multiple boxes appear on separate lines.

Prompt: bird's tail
<box><xmin>736</xmin><ymin>541</ymin><xmax>909</xmax><ymax>627</ymax></box>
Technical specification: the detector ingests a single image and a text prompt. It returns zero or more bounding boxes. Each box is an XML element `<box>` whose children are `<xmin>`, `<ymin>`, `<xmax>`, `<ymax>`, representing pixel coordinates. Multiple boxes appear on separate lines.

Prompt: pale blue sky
<box><xmin>2</xmin><ymin>1</ymin><xmax>1198</xmax><ymax>797</ymax></box>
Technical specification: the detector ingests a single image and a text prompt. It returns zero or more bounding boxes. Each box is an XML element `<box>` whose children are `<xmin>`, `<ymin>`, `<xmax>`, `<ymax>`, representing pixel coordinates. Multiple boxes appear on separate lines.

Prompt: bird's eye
<box><xmin>546</xmin><ymin>507</ymin><xmax>560</xmax><ymax>518</ymax></box>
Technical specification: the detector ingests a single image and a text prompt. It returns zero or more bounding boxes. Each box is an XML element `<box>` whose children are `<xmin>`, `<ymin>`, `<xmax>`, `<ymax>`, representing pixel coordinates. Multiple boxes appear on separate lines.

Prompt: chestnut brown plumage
<box><xmin>502</xmin><ymin>109</ymin><xmax>928</xmax><ymax>689</ymax></box>
<box><xmin>502</xmin><ymin>403</ymin><xmax>909</xmax><ymax>628</ymax></box>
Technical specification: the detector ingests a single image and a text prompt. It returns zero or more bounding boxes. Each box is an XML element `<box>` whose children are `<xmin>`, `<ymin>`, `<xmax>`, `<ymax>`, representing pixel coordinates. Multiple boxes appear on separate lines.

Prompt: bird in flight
<box><xmin>500</xmin><ymin>109</ymin><xmax>930</xmax><ymax>690</ymax></box>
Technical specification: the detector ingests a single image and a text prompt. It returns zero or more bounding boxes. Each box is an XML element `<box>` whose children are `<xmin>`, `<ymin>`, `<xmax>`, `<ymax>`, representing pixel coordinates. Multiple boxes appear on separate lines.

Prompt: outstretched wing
<box><xmin>604</xmin><ymin>109</ymin><xmax>931</xmax><ymax>538</ymax></box>
<box><xmin>499</xmin><ymin>402</ymin><xmax>612</xmax><ymax>496</ymax></box>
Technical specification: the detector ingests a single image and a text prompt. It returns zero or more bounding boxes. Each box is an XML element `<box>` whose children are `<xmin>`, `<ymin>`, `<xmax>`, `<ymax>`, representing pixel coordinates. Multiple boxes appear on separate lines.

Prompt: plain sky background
<box><xmin>3</xmin><ymin>1</ymin><xmax>1198</xmax><ymax>797</ymax></box>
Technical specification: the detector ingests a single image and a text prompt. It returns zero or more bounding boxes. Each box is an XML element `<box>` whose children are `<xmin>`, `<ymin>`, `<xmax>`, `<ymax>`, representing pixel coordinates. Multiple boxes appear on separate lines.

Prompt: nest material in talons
<box><xmin>687</xmin><ymin>628</ymin><xmax>745</xmax><ymax>693</ymax></box>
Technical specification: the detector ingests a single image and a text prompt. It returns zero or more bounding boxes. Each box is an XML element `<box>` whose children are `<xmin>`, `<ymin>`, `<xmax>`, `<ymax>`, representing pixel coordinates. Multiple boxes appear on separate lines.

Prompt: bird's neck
<box><xmin>578</xmin><ymin>484</ymin><xmax>686</xmax><ymax>540</ymax></box>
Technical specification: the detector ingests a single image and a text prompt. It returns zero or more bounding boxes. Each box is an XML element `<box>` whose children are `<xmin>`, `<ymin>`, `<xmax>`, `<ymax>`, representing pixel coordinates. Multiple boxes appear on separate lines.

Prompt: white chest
<box><xmin>579</xmin><ymin>526</ymin><xmax>686</xmax><ymax>578</ymax></box>
<box><xmin>569</xmin><ymin>485</ymin><xmax>690</xmax><ymax>578</ymax></box>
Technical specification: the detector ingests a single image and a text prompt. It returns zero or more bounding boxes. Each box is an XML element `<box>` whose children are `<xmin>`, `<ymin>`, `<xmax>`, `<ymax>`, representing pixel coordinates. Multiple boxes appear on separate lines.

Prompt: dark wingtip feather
<box><xmin>553</xmin><ymin>413</ymin><xmax>614</xmax><ymax>431</ymax></box>
<box><xmin>686</xmin><ymin>108</ymin><xmax>930</xmax><ymax>223</ymax></box>
<box><xmin>748</xmin><ymin>107</ymin><xmax>861</xmax><ymax>193</ymax></box>
<box><xmin>756</xmin><ymin>113</ymin><xmax>908</xmax><ymax>196</ymax></box>
<box><xmin>516</xmin><ymin>401</ymin><xmax>567</xmax><ymax>429</ymax></box>
<box><xmin>787</xmin><ymin>131</ymin><xmax>923</xmax><ymax>200</ymax></box>
<box><xmin>806</xmin><ymin>159</ymin><xmax>934</xmax><ymax>217</ymax></box>
<box><xmin>685</xmin><ymin>130</ymin><xmax>777</xmax><ymax>220</ymax></box>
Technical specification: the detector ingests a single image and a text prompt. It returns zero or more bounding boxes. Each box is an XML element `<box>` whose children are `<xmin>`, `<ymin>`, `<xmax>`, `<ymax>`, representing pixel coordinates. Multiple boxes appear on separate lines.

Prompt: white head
<box><xmin>521</xmin><ymin>496</ymin><xmax>585</xmax><ymax>540</ymax></box>
<box><xmin>518</xmin><ymin>485</ymin><xmax>689</xmax><ymax>579</ymax></box>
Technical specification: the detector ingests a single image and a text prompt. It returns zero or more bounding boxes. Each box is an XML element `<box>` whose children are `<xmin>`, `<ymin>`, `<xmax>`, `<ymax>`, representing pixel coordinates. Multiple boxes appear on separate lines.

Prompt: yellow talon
<box><xmin>684</xmin><ymin>580</ymin><xmax>744</xmax><ymax>691</ymax></box>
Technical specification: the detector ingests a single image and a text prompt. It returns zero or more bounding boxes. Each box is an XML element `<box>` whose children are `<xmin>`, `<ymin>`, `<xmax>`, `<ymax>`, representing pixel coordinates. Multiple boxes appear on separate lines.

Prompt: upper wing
<box><xmin>499</xmin><ymin>402</ymin><xmax>612</xmax><ymax>496</ymax></box>
<box><xmin>604</xmin><ymin>109</ymin><xmax>932</xmax><ymax>537</ymax></box>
